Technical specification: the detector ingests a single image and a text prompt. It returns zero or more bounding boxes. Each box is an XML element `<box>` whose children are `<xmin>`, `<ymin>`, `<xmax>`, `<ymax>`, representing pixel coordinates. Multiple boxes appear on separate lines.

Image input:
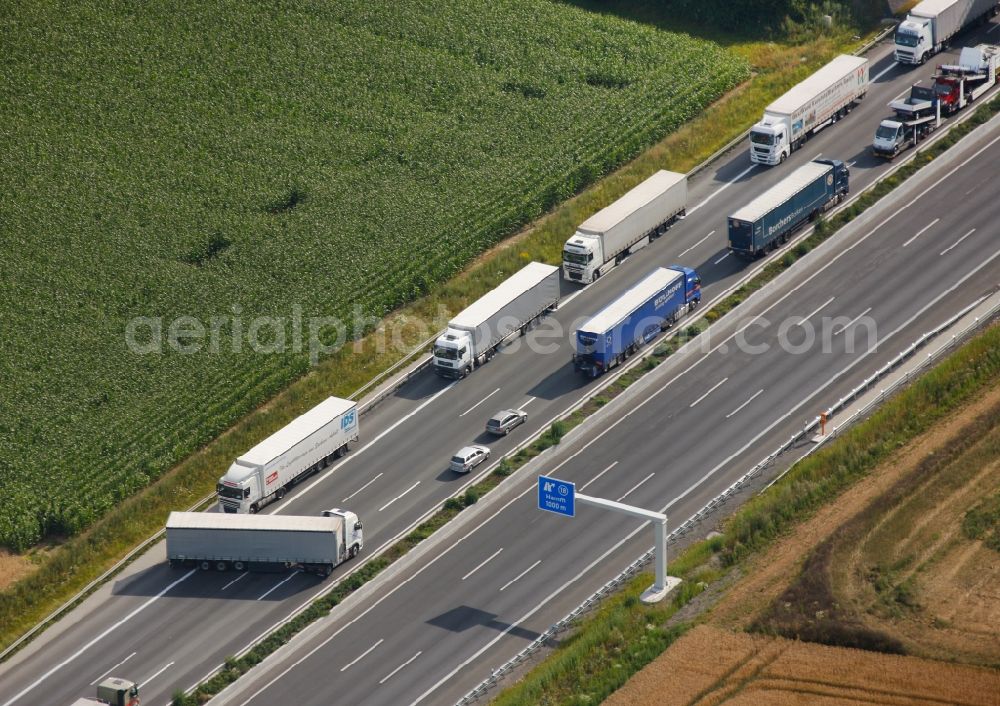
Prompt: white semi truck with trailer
<box><xmin>166</xmin><ymin>509</ymin><xmax>363</xmax><ymax>576</ymax></box>
<box><xmin>893</xmin><ymin>0</ymin><xmax>999</xmax><ymax>66</ymax></box>
<box><xmin>433</xmin><ymin>261</ymin><xmax>559</xmax><ymax>379</ymax></box>
<box><xmin>217</xmin><ymin>396</ymin><xmax>358</xmax><ymax>513</ymax></box>
<box><xmin>561</xmin><ymin>170</ymin><xmax>687</xmax><ymax>283</ymax></box>
<box><xmin>749</xmin><ymin>55</ymin><xmax>869</xmax><ymax>166</ymax></box>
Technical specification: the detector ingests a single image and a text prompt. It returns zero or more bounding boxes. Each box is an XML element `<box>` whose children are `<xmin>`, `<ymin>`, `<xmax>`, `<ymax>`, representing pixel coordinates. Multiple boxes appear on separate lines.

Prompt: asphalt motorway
<box><xmin>2</xmin><ymin>22</ymin><xmax>1000</xmax><ymax>706</ymax></box>
<box><xmin>218</xmin><ymin>112</ymin><xmax>1000</xmax><ymax>706</ymax></box>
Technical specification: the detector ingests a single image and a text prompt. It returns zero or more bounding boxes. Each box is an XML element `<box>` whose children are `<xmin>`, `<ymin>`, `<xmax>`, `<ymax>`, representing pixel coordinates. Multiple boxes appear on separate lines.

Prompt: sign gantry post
<box><xmin>538</xmin><ymin>475</ymin><xmax>680</xmax><ymax>603</ymax></box>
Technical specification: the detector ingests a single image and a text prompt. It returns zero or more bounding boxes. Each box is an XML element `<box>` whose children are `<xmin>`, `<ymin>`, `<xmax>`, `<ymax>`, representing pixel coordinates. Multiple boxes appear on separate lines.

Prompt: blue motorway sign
<box><xmin>538</xmin><ymin>475</ymin><xmax>575</xmax><ymax>517</ymax></box>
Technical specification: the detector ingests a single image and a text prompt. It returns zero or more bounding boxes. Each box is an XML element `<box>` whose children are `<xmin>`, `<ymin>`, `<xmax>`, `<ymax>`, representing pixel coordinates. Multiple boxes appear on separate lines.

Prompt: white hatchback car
<box><xmin>450</xmin><ymin>444</ymin><xmax>490</xmax><ymax>473</ymax></box>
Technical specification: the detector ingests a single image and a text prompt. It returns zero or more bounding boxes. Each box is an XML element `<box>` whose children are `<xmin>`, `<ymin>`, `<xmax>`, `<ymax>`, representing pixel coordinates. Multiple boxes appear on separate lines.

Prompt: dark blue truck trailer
<box><xmin>728</xmin><ymin>159</ymin><xmax>849</xmax><ymax>258</ymax></box>
<box><xmin>573</xmin><ymin>266</ymin><xmax>701</xmax><ymax>378</ymax></box>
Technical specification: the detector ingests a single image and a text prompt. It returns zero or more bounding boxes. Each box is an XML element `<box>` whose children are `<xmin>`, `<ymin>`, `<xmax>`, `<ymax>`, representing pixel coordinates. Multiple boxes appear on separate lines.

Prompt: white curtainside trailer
<box><xmin>217</xmin><ymin>396</ymin><xmax>358</xmax><ymax>513</ymax></box>
<box><xmin>749</xmin><ymin>55</ymin><xmax>869</xmax><ymax>166</ymax></box>
<box><xmin>561</xmin><ymin>170</ymin><xmax>687</xmax><ymax>283</ymax></box>
<box><xmin>166</xmin><ymin>509</ymin><xmax>363</xmax><ymax>576</ymax></box>
<box><xmin>894</xmin><ymin>0</ymin><xmax>999</xmax><ymax>65</ymax></box>
<box><xmin>433</xmin><ymin>262</ymin><xmax>559</xmax><ymax>378</ymax></box>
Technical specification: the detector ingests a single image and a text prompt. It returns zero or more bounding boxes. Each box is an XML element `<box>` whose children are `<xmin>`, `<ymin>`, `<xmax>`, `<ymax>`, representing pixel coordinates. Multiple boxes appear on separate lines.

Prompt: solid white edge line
<box><xmin>689</xmin><ymin>377</ymin><xmax>728</xmax><ymax>408</ymax></box>
<box><xmin>340</xmin><ymin>638</ymin><xmax>384</xmax><ymax>672</ymax></box>
<box><xmin>462</xmin><ymin>548</ymin><xmax>504</xmax><ymax>581</ymax></box>
<box><xmin>902</xmin><ymin>217</ymin><xmax>940</xmax><ymax>247</ymax></box>
<box><xmin>409</xmin><ymin>247</ymin><xmax>1000</xmax><ymax>706</ymax></box>
<box><xmin>498</xmin><ymin>560</ymin><xmax>541</xmax><ymax>592</ymax></box>
<box><xmin>0</xmin><ymin>569</ymin><xmax>196</xmax><ymax>706</ymax></box>
<box><xmin>459</xmin><ymin>388</ymin><xmax>501</xmax><ymax>417</ymax></box>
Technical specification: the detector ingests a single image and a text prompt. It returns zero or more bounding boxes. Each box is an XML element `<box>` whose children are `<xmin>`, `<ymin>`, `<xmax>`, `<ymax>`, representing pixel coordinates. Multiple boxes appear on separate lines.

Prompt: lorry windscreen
<box><xmin>217</xmin><ymin>485</ymin><xmax>245</xmax><ymax>499</ymax></box>
<box><xmin>875</xmin><ymin>124</ymin><xmax>898</xmax><ymax>139</ymax></box>
<box><xmin>749</xmin><ymin>131</ymin><xmax>774</xmax><ymax>145</ymax></box>
<box><xmin>563</xmin><ymin>250</ymin><xmax>590</xmax><ymax>265</ymax></box>
<box><xmin>433</xmin><ymin>345</ymin><xmax>460</xmax><ymax>360</ymax></box>
<box><xmin>934</xmin><ymin>82</ymin><xmax>954</xmax><ymax>97</ymax></box>
<box><xmin>895</xmin><ymin>31</ymin><xmax>919</xmax><ymax>47</ymax></box>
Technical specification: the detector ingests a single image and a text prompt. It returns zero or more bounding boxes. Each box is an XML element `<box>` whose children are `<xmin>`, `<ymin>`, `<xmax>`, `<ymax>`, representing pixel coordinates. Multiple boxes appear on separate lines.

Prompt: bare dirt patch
<box><xmin>706</xmin><ymin>381</ymin><xmax>1000</xmax><ymax>638</ymax></box>
<box><xmin>0</xmin><ymin>549</ymin><xmax>37</xmax><ymax>592</ymax></box>
<box><xmin>604</xmin><ymin>625</ymin><xmax>1000</xmax><ymax>706</ymax></box>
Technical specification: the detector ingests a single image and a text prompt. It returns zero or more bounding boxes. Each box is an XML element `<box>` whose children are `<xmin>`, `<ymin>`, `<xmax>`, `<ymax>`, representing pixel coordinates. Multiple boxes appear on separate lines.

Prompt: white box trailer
<box><xmin>217</xmin><ymin>396</ymin><xmax>358</xmax><ymax>513</ymax></box>
<box><xmin>894</xmin><ymin>0</ymin><xmax>999</xmax><ymax>65</ymax></box>
<box><xmin>749</xmin><ymin>55</ymin><xmax>869</xmax><ymax>166</ymax></box>
<box><xmin>561</xmin><ymin>170</ymin><xmax>687</xmax><ymax>283</ymax></box>
<box><xmin>433</xmin><ymin>262</ymin><xmax>559</xmax><ymax>379</ymax></box>
<box><xmin>166</xmin><ymin>509</ymin><xmax>363</xmax><ymax>576</ymax></box>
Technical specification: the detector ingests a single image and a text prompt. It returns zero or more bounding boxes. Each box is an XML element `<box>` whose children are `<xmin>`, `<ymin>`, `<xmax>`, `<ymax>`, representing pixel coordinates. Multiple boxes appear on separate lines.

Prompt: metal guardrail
<box><xmin>455</xmin><ymin>292</ymin><xmax>1000</xmax><ymax>705</ymax></box>
<box><xmin>0</xmin><ymin>17</ymin><xmax>904</xmax><ymax>671</ymax></box>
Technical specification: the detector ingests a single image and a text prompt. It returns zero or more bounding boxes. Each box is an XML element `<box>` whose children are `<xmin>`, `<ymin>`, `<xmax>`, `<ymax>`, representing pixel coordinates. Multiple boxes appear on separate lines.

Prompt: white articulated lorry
<box><xmin>749</xmin><ymin>55</ymin><xmax>869</xmax><ymax>166</ymax></box>
<box><xmin>217</xmin><ymin>396</ymin><xmax>358</xmax><ymax>513</ymax></box>
<box><xmin>433</xmin><ymin>261</ymin><xmax>559</xmax><ymax>379</ymax></box>
<box><xmin>893</xmin><ymin>0</ymin><xmax>999</xmax><ymax>66</ymax></box>
<box><xmin>561</xmin><ymin>170</ymin><xmax>686</xmax><ymax>283</ymax></box>
<box><xmin>166</xmin><ymin>509</ymin><xmax>363</xmax><ymax>576</ymax></box>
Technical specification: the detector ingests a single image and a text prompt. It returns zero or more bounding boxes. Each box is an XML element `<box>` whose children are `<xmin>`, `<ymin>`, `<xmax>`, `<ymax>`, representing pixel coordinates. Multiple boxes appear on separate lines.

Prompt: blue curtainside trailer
<box><xmin>727</xmin><ymin>159</ymin><xmax>849</xmax><ymax>258</ymax></box>
<box><xmin>573</xmin><ymin>266</ymin><xmax>701</xmax><ymax>378</ymax></box>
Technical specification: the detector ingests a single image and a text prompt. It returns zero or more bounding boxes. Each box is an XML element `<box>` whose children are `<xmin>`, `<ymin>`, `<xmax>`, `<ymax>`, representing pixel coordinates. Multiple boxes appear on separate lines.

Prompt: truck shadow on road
<box><xmin>426</xmin><ymin>605</ymin><xmax>541</xmax><ymax>641</ymax></box>
<box><xmin>111</xmin><ymin>564</ymin><xmax>322</xmax><ymax>600</ymax></box>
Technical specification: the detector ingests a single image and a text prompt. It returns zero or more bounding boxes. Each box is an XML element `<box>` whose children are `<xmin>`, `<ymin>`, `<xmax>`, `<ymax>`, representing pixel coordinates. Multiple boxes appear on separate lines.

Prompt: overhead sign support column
<box><xmin>538</xmin><ymin>475</ymin><xmax>680</xmax><ymax>603</ymax></box>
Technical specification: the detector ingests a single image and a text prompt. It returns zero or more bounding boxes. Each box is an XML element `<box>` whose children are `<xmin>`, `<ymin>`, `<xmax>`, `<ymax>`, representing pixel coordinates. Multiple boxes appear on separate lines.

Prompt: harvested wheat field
<box><xmin>603</xmin><ymin>625</ymin><xmax>1000</xmax><ymax>706</ymax></box>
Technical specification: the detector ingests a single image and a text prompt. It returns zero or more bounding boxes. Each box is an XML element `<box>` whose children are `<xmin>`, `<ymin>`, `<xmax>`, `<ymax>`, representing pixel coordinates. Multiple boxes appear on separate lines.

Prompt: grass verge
<box><xmin>484</xmin><ymin>319</ymin><xmax>1000</xmax><ymax>706</ymax></box>
<box><xmin>0</xmin><ymin>16</ymin><xmax>886</xmax><ymax>657</ymax></box>
<box><xmin>166</xmin><ymin>60</ymin><xmax>1000</xmax><ymax>706</ymax></box>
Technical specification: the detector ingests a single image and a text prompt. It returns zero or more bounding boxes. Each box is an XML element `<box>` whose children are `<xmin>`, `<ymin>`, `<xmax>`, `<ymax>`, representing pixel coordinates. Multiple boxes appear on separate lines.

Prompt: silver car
<box><xmin>450</xmin><ymin>444</ymin><xmax>490</xmax><ymax>473</ymax></box>
<box><xmin>486</xmin><ymin>409</ymin><xmax>528</xmax><ymax>436</ymax></box>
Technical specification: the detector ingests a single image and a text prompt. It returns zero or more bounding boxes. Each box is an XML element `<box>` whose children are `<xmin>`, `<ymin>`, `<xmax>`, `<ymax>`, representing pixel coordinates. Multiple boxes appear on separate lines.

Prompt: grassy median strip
<box><xmin>488</xmin><ymin>319</ymin><xmax>1000</xmax><ymax>706</ymax></box>
<box><xmin>167</xmin><ymin>72</ymin><xmax>1000</xmax><ymax>706</ymax></box>
<box><xmin>0</xmin><ymin>16</ymin><xmax>879</xmax><ymax>655</ymax></box>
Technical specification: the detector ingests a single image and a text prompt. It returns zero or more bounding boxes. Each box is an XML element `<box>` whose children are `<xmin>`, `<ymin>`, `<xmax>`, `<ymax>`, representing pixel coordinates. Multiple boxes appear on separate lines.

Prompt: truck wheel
<box><xmin>920</xmin><ymin>52</ymin><xmax>928</xmax><ymax>65</ymax></box>
<box><xmin>591</xmin><ymin>270</ymin><xmax>600</xmax><ymax>283</ymax></box>
<box><xmin>461</xmin><ymin>366</ymin><xmax>471</xmax><ymax>378</ymax></box>
<box><xmin>276</xmin><ymin>487</ymin><xmax>286</xmax><ymax>501</ymax></box>
<box><xmin>349</xmin><ymin>544</ymin><xmax>360</xmax><ymax>559</ymax></box>
<box><xmin>779</xmin><ymin>151</ymin><xmax>786</xmax><ymax>164</ymax></box>
<box><xmin>234</xmin><ymin>561</ymin><xmax>246</xmax><ymax>571</ymax></box>
<box><xmin>200</xmin><ymin>561</ymin><xmax>211</xmax><ymax>571</ymax></box>
<box><xmin>323</xmin><ymin>565</ymin><xmax>333</xmax><ymax>577</ymax></box>
<box><xmin>249</xmin><ymin>504</ymin><xmax>258</xmax><ymax>514</ymax></box>
<box><xmin>216</xmin><ymin>561</ymin><xmax>228</xmax><ymax>571</ymax></box>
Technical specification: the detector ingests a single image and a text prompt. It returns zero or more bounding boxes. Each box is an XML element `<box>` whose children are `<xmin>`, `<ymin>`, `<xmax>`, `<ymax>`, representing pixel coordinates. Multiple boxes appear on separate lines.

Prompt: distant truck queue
<box><xmin>893</xmin><ymin>0</ymin><xmax>999</xmax><ymax>66</ymax></box>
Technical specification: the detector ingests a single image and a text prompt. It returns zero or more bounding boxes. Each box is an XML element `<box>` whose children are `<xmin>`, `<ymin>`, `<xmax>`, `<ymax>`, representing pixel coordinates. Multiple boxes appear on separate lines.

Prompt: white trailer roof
<box><xmin>579</xmin><ymin>267</ymin><xmax>682</xmax><ymax>335</ymax></box>
<box><xmin>239</xmin><ymin>396</ymin><xmax>355</xmax><ymax>466</ymax></box>
<box><xmin>910</xmin><ymin>0</ymin><xmax>959</xmax><ymax>17</ymax></box>
<box><xmin>450</xmin><ymin>261</ymin><xmax>558</xmax><ymax>329</ymax></box>
<box><xmin>766</xmin><ymin>55</ymin><xmax>868</xmax><ymax>116</ymax></box>
<box><xmin>167</xmin><ymin>511</ymin><xmax>339</xmax><ymax>532</ymax></box>
<box><xmin>579</xmin><ymin>170</ymin><xmax>686</xmax><ymax>234</ymax></box>
<box><xmin>729</xmin><ymin>161</ymin><xmax>831</xmax><ymax>224</ymax></box>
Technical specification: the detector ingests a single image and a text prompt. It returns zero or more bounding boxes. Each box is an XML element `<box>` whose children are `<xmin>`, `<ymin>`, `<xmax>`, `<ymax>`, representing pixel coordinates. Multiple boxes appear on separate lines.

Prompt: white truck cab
<box><xmin>561</xmin><ymin>234</ymin><xmax>601</xmax><ymax>283</ymax></box>
<box><xmin>322</xmin><ymin>508</ymin><xmax>364</xmax><ymax>556</ymax></box>
<box><xmin>894</xmin><ymin>17</ymin><xmax>933</xmax><ymax>65</ymax></box>
<box><xmin>748</xmin><ymin>118</ymin><xmax>788</xmax><ymax>165</ymax></box>
<box><xmin>432</xmin><ymin>328</ymin><xmax>475</xmax><ymax>377</ymax></box>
